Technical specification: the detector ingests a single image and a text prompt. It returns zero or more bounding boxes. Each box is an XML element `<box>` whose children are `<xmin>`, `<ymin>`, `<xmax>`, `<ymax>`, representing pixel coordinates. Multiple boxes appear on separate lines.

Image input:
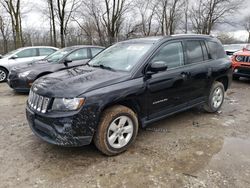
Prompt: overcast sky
<box><xmin>21</xmin><ymin>0</ymin><xmax>250</xmax><ymax>41</ymax></box>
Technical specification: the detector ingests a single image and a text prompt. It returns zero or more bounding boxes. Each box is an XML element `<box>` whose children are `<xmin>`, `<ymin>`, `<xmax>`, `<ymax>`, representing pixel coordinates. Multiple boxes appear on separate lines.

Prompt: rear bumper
<box><xmin>26</xmin><ymin>105</ymin><xmax>96</xmax><ymax>147</ymax></box>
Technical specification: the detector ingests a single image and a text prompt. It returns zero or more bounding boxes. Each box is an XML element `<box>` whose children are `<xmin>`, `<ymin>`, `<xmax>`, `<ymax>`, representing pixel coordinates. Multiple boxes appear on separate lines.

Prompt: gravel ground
<box><xmin>0</xmin><ymin>80</ymin><xmax>250</xmax><ymax>188</ymax></box>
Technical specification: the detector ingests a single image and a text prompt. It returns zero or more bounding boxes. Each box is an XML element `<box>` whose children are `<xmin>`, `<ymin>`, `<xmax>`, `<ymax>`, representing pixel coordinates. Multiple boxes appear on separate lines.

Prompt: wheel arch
<box><xmin>215</xmin><ymin>76</ymin><xmax>229</xmax><ymax>91</ymax></box>
<box><xmin>100</xmin><ymin>98</ymin><xmax>142</xmax><ymax>125</ymax></box>
<box><xmin>0</xmin><ymin>66</ymin><xmax>9</xmax><ymax>74</ymax></box>
<box><xmin>0</xmin><ymin>66</ymin><xmax>9</xmax><ymax>82</ymax></box>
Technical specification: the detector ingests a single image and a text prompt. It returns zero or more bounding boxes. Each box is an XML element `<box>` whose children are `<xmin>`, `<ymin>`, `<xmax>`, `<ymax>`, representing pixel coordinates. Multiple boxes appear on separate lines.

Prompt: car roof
<box><xmin>170</xmin><ymin>34</ymin><xmax>213</xmax><ymax>39</ymax></box>
<box><xmin>17</xmin><ymin>46</ymin><xmax>58</xmax><ymax>50</ymax></box>
<box><xmin>123</xmin><ymin>36</ymin><xmax>165</xmax><ymax>44</ymax></box>
<box><xmin>70</xmin><ymin>45</ymin><xmax>105</xmax><ymax>49</ymax></box>
<box><xmin>121</xmin><ymin>34</ymin><xmax>214</xmax><ymax>44</ymax></box>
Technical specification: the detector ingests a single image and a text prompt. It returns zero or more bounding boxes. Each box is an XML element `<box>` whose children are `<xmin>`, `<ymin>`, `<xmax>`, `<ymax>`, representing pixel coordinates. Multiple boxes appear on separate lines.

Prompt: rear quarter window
<box><xmin>207</xmin><ymin>41</ymin><xmax>226</xmax><ymax>59</ymax></box>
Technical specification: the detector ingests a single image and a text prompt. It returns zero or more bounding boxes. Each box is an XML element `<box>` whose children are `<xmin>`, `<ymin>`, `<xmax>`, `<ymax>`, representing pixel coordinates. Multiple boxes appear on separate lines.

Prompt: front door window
<box><xmin>150</xmin><ymin>42</ymin><xmax>184</xmax><ymax>69</ymax></box>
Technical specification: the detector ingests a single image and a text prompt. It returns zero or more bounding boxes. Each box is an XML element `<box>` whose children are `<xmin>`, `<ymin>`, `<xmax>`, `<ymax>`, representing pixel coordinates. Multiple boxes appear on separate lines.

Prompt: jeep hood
<box><xmin>32</xmin><ymin>66</ymin><xmax>130</xmax><ymax>98</ymax></box>
<box><xmin>234</xmin><ymin>51</ymin><xmax>250</xmax><ymax>56</ymax></box>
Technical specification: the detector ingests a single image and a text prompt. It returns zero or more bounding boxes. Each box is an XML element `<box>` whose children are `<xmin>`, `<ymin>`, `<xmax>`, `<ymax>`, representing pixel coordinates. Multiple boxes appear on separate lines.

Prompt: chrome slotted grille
<box><xmin>28</xmin><ymin>90</ymin><xmax>50</xmax><ymax>113</ymax></box>
<box><xmin>241</xmin><ymin>56</ymin><xmax>250</xmax><ymax>63</ymax></box>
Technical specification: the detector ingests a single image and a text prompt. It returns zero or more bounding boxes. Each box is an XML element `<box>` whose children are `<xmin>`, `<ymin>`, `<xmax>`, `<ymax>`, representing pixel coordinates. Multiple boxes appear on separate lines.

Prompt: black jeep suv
<box><xmin>26</xmin><ymin>35</ymin><xmax>232</xmax><ymax>156</ymax></box>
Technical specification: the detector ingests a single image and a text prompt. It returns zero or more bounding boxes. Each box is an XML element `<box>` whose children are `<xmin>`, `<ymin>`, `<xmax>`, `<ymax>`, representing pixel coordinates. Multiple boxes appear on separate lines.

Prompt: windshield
<box><xmin>45</xmin><ymin>48</ymin><xmax>73</xmax><ymax>63</ymax></box>
<box><xmin>2</xmin><ymin>49</ymin><xmax>20</xmax><ymax>58</ymax></box>
<box><xmin>88</xmin><ymin>43</ymin><xmax>152</xmax><ymax>71</ymax></box>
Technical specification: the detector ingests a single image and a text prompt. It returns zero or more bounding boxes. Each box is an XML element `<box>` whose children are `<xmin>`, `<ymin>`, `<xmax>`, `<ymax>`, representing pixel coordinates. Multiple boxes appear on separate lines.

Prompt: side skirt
<box><xmin>141</xmin><ymin>101</ymin><xmax>205</xmax><ymax>128</ymax></box>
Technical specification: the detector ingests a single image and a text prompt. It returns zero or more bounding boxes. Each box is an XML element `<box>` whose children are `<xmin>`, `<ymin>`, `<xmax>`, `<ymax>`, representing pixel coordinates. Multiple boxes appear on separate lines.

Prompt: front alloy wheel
<box><xmin>0</xmin><ymin>68</ymin><xmax>7</xmax><ymax>82</ymax></box>
<box><xmin>107</xmin><ymin>116</ymin><xmax>134</xmax><ymax>149</ymax></box>
<box><xmin>94</xmin><ymin>105</ymin><xmax>138</xmax><ymax>156</ymax></box>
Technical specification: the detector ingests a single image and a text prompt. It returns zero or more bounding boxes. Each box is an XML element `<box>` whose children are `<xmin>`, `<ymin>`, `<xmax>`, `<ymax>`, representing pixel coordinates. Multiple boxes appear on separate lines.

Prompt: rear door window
<box><xmin>186</xmin><ymin>41</ymin><xmax>203</xmax><ymax>64</ymax></box>
<box><xmin>39</xmin><ymin>48</ymin><xmax>56</xmax><ymax>56</ymax></box>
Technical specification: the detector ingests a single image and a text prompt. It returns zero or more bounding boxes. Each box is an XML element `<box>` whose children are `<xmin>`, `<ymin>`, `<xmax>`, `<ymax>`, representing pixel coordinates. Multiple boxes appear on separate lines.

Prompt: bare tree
<box><xmin>184</xmin><ymin>0</ymin><xmax>189</xmax><ymax>34</ymax></box>
<box><xmin>134</xmin><ymin>0</ymin><xmax>158</xmax><ymax>36</ymax></box>
<box><xmin>1</xmin><ymin>0</ymin><xmax>23</xmax><ymax>48</ymax></box>
<box><xmin>190</xmin><ymin>0</ymin><xmax>241</xmax><ymax>35</ymax></box>
<box><xmin>156</xmin><ymin>0</ymin><xmax>185</xmax><ymax>35</ymax></box>
<box><xmin>73</xmin><ymin>17</ymin><xmax>96</xmax><ymax>45</ymax></box>
<box><xmin>74</xmin><ymin>0</ymin><xmax>107</xmax><ymax>46</ymax></box>
<box><xmin>47</xmin><ymin>0</ymin><xmax>57</xmax><ymax>47</ymax></box>
<box><xmin>102</xmin><ymin>0</ymin><xmax>129</xmax><ymax>45</ymax></box>
<box><xmin>0</xmin><ymin>15</ymin><xmax>11</xmax><ymax>53</ymax></box>
<box><xmin>243</xmin><ymin>15</ymin><xmax>250</xmax><ymax>43</ymax></box>
<box><xmin>55</xmin><ymin>0</ymin><xmax>80</xmax><ymax>47</ymax></box>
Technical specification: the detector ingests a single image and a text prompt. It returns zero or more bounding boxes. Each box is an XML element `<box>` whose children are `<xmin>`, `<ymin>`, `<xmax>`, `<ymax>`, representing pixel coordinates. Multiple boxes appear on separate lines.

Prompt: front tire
<box><xmin>0</xmin><ymin>67</ymin><xmax>8</xmax><ymax>82</ymax></box>
<box><xmin>94</xmin><ymin>105</ymin><xmax>138</xmax><ymax>156</ymax></box>
<box><xmin>204</xmin><ymin>81</ymin><xmax>225</xmax><ymax>113</ymax></box>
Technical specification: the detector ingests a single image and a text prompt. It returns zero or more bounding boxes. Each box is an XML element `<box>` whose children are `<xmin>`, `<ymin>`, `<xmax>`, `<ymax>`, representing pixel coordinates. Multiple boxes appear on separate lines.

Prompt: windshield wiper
<box><xmin>92</xmin><ymin>64</ymin><xmax>115</xmax><ymax>71</ymax></box>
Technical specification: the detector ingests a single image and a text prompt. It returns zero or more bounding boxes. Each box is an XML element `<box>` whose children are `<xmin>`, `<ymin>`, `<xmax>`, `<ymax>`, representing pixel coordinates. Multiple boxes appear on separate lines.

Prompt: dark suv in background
<box><xmin>7</xmin><ymin>46</ymin><xmax>104</xmax><ymax>92</ymax></box>
<box><xmin>26</xmin><ymin>35</ymin><xmax>232</xmax><ymax>156</ymax></box>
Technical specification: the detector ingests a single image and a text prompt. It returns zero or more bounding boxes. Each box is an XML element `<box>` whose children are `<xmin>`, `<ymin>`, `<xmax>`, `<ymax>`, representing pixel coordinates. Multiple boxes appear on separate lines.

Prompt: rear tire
<box><xmin>0</xmin><ymin>67</ymin><xmax>8</xmax><ymax>82</ymax></box>
<box><xmin>94</xmin><ymin>105</ymin><xmax>138</xmax><ymax>156</ymax></box>
<box><xmin>204</xmin><ymin>81</ymin><xmax>225</xmax><ymax>113</ymax></box>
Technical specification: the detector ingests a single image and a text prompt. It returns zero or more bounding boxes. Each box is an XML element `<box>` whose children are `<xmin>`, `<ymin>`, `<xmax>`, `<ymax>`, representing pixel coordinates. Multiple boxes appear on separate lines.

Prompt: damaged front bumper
<box><xmin>26</xmin><ymin>105</ymin><xmax>98</xmax><ymax>147</ymax></box>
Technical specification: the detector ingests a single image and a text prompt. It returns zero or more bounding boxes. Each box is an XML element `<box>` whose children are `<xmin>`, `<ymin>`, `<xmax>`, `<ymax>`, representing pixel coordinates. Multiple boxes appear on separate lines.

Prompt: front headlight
<box><xmin>19</xmin><ymin>71</ymin><xmax>31</xmax><ymax>77</ymax></box>
<box><xmin>52</xmin><ymin>98</ymin><xmax>85</xmax><ymax>111</ymax></box>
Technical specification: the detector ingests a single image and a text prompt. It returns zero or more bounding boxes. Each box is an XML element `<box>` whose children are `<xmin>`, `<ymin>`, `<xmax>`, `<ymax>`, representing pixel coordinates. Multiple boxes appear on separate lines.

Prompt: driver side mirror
<box><xmin>63</xmin><ymin>57</ymin><xmax>73</xmax><ymax>67</ymax></box>
<box><xmin>148</xmin><ymin>61</ymin><xmax>168</xmax><ymax>73</ymax></box>
<box><xmin>10</xmin><ymin>55</ymin><xmax>18</xmax><ymax>60</ymax></box>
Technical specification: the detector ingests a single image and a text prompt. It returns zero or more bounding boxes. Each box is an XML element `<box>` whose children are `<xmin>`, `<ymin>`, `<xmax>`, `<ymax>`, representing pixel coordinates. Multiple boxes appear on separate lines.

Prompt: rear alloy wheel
<box><xmin>94</xmin><ymin>105</ymin><xmax>138</xmax><ymax>156</ymax></box>
<box><xmin>204</xmin><ymin>81</ymin><xmax>225</xmax><ymax>113</ymax></box>
<box><xmin>0</xmin><ymin>68</ymin><xmax>8</xmax><ymax>82</ymax></box>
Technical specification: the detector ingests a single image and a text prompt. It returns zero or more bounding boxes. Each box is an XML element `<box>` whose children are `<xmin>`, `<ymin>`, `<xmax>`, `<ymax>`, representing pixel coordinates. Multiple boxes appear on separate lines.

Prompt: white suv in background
<box><xmin>0</xmin><ymin>46</ymin><xmax>58</xmax><ymax>82</ymax></box>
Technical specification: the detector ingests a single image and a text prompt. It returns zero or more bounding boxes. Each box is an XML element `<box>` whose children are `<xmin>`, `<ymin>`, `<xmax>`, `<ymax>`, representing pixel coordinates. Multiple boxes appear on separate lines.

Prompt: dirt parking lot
<box><xmin>0</xmin><ymin>80</ymin><xmax>250</xmax><ymax>188</ymax></box>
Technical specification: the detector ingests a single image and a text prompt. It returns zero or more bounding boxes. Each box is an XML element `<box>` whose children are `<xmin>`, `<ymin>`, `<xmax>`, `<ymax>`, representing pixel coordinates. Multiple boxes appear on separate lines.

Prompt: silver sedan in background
<box><xmin>0</xmin><ymin>46</ymin><xmax>58</xmax><ymax>82</ymax></box>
